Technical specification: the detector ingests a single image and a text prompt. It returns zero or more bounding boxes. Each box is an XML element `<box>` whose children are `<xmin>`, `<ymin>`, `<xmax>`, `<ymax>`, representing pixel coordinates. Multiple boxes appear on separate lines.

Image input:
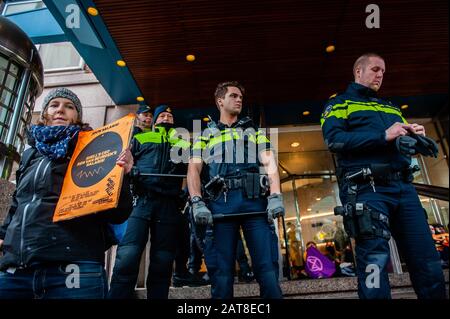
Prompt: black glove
<box><xmin>396</xmin><ymin>136</ymin><xmax>418</xmax><ymax>156</ymax></box>
<box><xmin>413</xmin><ymin>134</ymin><xmax>439</xmax><ymax>158</ymax></box>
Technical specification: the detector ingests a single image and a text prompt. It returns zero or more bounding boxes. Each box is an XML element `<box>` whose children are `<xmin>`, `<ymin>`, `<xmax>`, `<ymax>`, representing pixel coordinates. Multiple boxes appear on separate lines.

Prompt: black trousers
<box><xmin>108</xmin><ymin>194</ymin><xmax>182</xmax><ymax>299</ymax></box>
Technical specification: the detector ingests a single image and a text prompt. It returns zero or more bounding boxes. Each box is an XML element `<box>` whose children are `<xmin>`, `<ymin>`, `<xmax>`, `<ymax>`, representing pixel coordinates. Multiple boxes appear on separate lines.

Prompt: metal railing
<box><xmin>413</xmin><ymin>183</ymin><xmax>449</xmax><ymax>202</ymax></box>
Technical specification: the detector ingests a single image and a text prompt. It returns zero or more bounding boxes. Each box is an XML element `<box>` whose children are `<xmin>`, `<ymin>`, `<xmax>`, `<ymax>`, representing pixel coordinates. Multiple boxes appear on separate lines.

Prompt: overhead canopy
<box><xmin>92</xmin><ymin>0</ymin><xmax>448</xmax><ymax>127</ymax></box>
<box><xmin>7</xmin><ymin>0</ymin><xmax>448</xmax><ymax>127</ymax></box>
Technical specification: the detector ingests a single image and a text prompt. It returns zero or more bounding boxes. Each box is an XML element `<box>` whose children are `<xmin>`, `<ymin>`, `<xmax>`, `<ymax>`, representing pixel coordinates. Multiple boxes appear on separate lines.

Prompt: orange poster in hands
<box><xmin>53</xmin><ymin>113</ymin><xmax>135</xmax><ymax>222</ymax></box>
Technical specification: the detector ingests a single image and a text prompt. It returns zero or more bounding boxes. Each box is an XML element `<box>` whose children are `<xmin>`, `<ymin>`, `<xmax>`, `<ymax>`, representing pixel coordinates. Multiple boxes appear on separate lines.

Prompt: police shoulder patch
<box><xmin>322</xmin><ymin>104</ymin><xmax>333</xmax><ymax>118</ymax></box>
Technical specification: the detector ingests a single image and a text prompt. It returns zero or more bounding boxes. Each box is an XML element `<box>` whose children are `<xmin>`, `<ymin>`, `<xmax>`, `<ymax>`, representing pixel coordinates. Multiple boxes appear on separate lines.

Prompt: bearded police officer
<box><xmin>133</xmin><ymin>104</ymin><xmax>153</xmax><ymax>135</ymax></box>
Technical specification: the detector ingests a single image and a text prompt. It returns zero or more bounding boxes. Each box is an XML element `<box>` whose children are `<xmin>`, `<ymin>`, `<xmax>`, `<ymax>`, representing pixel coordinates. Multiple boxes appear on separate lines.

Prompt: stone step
<box><xmin>134</xmin><ymin>269</ymin><xmax>449</xmax><ymax>299</ymax></box>
<box><xmin>285</xmin><ymin>286</ymin><xmax>436</xmax><ymax>299</ymax></box>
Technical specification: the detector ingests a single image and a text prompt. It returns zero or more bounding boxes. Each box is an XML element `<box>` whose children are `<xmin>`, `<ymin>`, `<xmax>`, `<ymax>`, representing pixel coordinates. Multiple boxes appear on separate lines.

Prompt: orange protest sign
<box><xmin>53</xmin><ymin>113</ymin><xmax>135</xmax><ymax>222</ymax></box>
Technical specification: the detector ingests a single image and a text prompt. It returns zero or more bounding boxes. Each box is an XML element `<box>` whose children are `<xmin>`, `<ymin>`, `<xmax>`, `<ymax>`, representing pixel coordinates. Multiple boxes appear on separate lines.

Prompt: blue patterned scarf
<box><xmin>30</xmin><ymin>125</ymin><xmax>81</xmax><ymax>160</ymax></box>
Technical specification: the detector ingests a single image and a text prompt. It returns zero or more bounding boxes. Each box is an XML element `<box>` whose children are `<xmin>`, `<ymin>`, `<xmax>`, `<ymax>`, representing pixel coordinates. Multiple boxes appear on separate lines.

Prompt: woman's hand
<box><xmin>116</xmin><ymin>147</ymin><xmax>134</xmax><ymax>174</ymax></box>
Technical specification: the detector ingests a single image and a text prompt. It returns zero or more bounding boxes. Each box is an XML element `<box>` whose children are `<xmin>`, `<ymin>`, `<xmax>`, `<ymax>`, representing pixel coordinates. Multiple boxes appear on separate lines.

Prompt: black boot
<box><xmin>172</xmin><ymin>271</ymin><xmax>209</xmax><ymax>287</ymax></box>
<box><xmin>238</xmin><ymin>266</ymin><xmax>255</xmax><ymax>283</ymax></box>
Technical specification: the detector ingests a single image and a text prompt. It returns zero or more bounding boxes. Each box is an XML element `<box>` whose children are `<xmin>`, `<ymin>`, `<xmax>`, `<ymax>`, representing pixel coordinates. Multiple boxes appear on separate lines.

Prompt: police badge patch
<box><xmin>322</xmin><ymin>105</ymin><xmax>333</xmax><ymax>118</ymax></box>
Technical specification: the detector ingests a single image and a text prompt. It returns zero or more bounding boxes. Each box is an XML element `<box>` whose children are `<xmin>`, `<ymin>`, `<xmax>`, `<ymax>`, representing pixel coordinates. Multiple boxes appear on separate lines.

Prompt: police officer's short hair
<box><xmin>353</xmin><ymin>53</ymin><xmax>384</xmax><ymax>76</ymax></box>
<box><xmin>214</xmin><ymin>81</ymin><xmax>245</xmax><ymax>107</ymax></box>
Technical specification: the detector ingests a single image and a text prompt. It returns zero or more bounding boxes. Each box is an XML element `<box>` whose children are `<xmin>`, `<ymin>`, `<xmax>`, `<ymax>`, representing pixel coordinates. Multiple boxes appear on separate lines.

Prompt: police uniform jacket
<box><xmin>132</xmin><ymin>125</ymin><xmax>190</xmax><ymax>196</ymax></box>
<box><xmin>321</xmin><ymin>82</ymin><xmax>410</xmax><ymax>173</ymax></box>
<box><xmin>191</xmin><ymin>117</ymin><xmax>272</xmax><ymax>181</ymax></box>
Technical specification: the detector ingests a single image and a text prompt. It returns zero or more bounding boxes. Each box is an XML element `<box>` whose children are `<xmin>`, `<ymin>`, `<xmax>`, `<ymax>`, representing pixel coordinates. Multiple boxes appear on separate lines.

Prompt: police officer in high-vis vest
<box><xmin>187</xmin><ymin>81</ymin><xmax>284</xmax><ymax>299</ymax></box>
<box><xmin>108</xmin><ymin>105</ymin><xmax>190</xmax><ymax>299</ymax></box>
<box><xmin>321</xmin><ymin>53</ymin><xmax>446</xmax><ymax>299</ymax></box>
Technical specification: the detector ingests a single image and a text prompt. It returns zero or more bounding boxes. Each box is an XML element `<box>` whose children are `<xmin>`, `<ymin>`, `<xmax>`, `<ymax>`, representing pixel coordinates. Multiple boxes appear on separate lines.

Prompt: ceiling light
<box><xmin>290</xmin><ymin>142</ymin><xmax>300</xmax><ymax>148</ymax></box>
<box><xmin>202</xmin><ymin>117</ymin><xmax>210</xmax><ymax>122</ymax></box>
<box><xmin>329</xmin><ymin>93</ymin><xmax>337</xmax><ymax>99</ymax></box>
<box><xmin>282</xmin><ymin>170</ymin><xmax>287</xmax><ymax>174</ymax></box>
<box><xmin>401</xmin><ymin>104</ymin><xmax>409</xmax><ymax>110</ymax></box>
<box><xmin>302</xmin><ymin>111</ymin><xmax>310</xmax><ymax>116</ymax></box>
<box><xmin>307</xmin><ymin>208</ymin><xmax>312</xmax><ymax>212</ymax></box>
<box><xmin>316</xmin><ymin>197</ymin><xmax>321</xmax><ymax>201</ymax></box>
<box><xmin>186</xmin><ymin>54</ymin><xmax>196</xmax><ymax>62</ymax></box>
<box><xmin>87</xmin><ymin>7</ymin><xmax>98</xmax><ymax>16</ymax></box>
<box><xmin>326</xmin><ymin>45</ymin><xmax>335</xmax><ymax>53</ymax></box>
<box><xmin>136</xmin><ymin>96</ymin><xmax>144</xmax><ymax>102</ymax></box>
<box><xmin>116</xmin><ymin>60</ymin><xmax>126</xmax><ymax>67</ymax></box>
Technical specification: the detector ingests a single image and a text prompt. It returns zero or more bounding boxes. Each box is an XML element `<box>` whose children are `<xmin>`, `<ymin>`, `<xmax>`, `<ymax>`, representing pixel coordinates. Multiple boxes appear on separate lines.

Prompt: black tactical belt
<box><xmin>224</xmin><ymin>178</ymin><xmax>243</xmax><ymax>189</ymax></box>
<box><xmin>344</xmin><ymin>168</ymin><xmax>412</xmax><ymax>183</ymax></box>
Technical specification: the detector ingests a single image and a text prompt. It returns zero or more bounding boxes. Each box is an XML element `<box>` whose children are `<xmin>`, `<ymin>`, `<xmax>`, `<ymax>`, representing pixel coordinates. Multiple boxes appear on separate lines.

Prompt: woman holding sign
<box><xmin>0</xmin><ymin>88</ymin><xmax>133</xmax><ymax>299</ymax></box>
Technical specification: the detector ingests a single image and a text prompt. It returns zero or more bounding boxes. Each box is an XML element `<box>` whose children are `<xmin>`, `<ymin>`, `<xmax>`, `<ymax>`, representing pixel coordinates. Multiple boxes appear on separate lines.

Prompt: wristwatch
<box><xmin>191</xmin><ymin>196</ymin><xmax>203</xmax><ymax>204</ymax></box>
